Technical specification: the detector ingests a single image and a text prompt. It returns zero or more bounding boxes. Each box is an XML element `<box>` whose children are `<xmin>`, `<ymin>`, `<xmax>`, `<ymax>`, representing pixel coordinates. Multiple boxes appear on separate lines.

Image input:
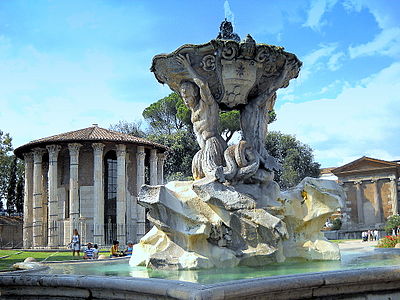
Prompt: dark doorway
<box><xmin>104</xmin><ymin>150</ymin><xmax>117</xmax><ymax>244</ymax></box>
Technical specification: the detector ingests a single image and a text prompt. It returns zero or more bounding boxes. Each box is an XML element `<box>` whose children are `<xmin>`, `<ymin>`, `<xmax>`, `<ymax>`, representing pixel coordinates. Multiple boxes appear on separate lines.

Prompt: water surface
<box><xmin>45</xmin><ymin>246</ymin><xmax>400</xmax><ymax>284</ymax></box>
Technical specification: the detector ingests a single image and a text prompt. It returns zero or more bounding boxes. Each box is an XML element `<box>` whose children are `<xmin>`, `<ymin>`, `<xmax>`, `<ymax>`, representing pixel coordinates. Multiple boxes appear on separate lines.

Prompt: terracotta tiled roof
<box><xmin>320</xmin><ymin>167</ymin><xmax>336</xmax><ymax>175</ymax></box>
<box><xmin>14</xmin><ymin>125</ymin><xmax>168</xmax><ymax>158</ymax></box>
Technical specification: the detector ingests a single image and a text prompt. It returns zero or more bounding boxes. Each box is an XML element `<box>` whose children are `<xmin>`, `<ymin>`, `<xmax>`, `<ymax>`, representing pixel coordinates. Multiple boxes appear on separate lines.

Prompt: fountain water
<box><xmin>129</xmin><ymin>21</ymin><xmax>346</xmax><ymax>270</ymax></box>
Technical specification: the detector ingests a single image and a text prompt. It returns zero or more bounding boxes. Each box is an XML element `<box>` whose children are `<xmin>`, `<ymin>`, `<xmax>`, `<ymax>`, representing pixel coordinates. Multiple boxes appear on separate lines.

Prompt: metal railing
<box><xmin>22</xmin><ymin>221</ymin><xmax>140</xmax><ymax>248</ymax></box>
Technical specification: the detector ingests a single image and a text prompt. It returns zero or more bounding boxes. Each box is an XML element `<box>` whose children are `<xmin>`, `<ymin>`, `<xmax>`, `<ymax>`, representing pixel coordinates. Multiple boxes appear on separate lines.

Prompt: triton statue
<box><xmin>132</xmin><ymin>20</ymin><xmax>345</xmax><ymax>270</ymax></box>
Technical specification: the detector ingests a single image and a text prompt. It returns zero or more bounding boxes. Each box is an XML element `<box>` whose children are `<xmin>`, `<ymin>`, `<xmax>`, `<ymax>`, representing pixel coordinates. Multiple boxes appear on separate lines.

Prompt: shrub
<box><xmin>331</xmin><ymin>218</ymin><xmax>342</xmax><ymax>230</ymax></box>
<box><xmin>384</xmin><ymin>215</ymin><xmax>400</xmax><ymax>234</ymax></box>
<box><xmin>377</xmin><ymin>235</ymin><xmax>400</xmax><ymax>248</ymax></box>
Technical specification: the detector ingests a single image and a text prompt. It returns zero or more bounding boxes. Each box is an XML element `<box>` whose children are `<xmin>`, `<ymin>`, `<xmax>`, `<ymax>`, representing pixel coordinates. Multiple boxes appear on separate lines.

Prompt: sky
<box><xmin>0</xmin><ymin>0</ymin><xmax>399</xmax><ymax>168</ymax></box>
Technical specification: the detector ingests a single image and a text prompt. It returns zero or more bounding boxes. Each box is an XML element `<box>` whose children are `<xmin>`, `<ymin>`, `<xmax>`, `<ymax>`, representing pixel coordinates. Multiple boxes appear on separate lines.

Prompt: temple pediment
<box><xmin>332</xmin><ymin>156</ymin><xmax>399</xmax><ymax>175</ymax></box>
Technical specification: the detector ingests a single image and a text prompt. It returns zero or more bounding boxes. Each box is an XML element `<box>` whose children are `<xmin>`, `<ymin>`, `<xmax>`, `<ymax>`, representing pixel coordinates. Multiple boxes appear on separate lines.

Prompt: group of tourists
<box><xmin>109</xmin><ymin>240</ymin><xmax>133</xmax><ymax>258</ymax></box>
<box><xmin>68</xmin><ymin>229</ymin><xmax>134</xmax><ymax>260</ymax></box>
<box><xmin>361</xmin><ymin>229</ymin><xmax>379</xmax><ymax>241</ymax></box>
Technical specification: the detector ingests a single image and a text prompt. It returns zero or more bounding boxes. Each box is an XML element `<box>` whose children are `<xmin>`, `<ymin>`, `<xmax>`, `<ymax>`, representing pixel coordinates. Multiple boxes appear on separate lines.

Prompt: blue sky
<box><xmin>0</xmin><ymin>0</ymin><xmax>399</xmax><ymax>167</ymax></box>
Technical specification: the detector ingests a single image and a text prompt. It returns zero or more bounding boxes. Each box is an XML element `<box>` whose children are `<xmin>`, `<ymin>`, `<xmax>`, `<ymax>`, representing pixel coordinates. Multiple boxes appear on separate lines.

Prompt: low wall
<box><xmin>324</xmin><ymin>229</ymin><xmax>385</xmax><ymax>240</ymax></box>
<box><xmin>1</xmin><ymin>266</ymin><xmax>400</xmax><ymax>299</ymax></box>
<box><xmin>0</xmin><ymin>223</ymin><xmax>23</xmax><ymax>248</ymax></box>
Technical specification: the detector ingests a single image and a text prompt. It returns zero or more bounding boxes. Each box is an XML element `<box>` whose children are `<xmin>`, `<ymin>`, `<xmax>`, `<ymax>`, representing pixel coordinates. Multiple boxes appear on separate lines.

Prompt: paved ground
<box><xmin>338</xmin><ymin>240</ymin><xmax>378</xmax><ymax>250</ymax></box>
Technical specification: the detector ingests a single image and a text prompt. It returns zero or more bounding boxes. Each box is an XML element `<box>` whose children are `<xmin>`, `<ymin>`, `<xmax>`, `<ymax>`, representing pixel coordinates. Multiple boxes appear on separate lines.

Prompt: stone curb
<box><xmin>1</xmin><ymin>265</ymin><xmax>400</xmax><ymax>299</ymax></box>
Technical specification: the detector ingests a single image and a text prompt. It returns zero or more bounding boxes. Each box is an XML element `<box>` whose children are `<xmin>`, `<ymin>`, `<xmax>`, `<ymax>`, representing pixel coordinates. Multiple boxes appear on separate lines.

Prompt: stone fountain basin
<box><xmin>151</xmin><ymin>39</ymin><xmax>301</xmax><ymax>110</ymax></box>
<box><xmin>2</xmin><ymin>261</ymin><xmax>400</xmax><ymax>299</ymax></box>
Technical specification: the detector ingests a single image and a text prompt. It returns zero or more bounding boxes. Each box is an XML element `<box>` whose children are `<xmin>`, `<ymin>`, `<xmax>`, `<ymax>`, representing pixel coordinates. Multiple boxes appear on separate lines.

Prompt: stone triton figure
<box><xmin>176</xmin><ymin>53</ymin><xmax>227</xmax><ymax>181</ymax></box>
<box><xmin>151</xmin><ymin>20</ymin><xmax>303</xmax><ymax>184</ymax></box>
<box><xmin>130</xmin><ymin>20</ymin><xmax>345</xmax><ymax>271</ymax></box>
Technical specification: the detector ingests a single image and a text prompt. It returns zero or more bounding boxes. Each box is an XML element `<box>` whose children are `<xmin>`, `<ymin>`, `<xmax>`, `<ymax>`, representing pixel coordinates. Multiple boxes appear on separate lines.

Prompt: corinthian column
<box><xmin>150</xmin><ymin>149</ymin><xmax>158</xmax><ymax>186</ymax></box>
<box><xmin>46</xmin><ymin>145</ymin><xmax>61</xmax><ymax>247</ymax></box>
<box><xmin>116</xmin><ymin>144</ymin><xmax>127</xmax><ymax>245</ymax></box>
<box><xmin>390</xmin><ymin>177</ymin><xmax>398</xmax><ymax>215</ymax></box>
<box><xmin>355</xmin><ymin>181</ymin><xmax>364</xmax><ymax>225</ymax></box>
<box><xmin>371</xmin><ymin>179</ymin><xmax>383</xmax><ymax>223</ymax></box>
<box><xmin>23</xmin><ymin>153</ymin><xmax>34</xmax><ymax>248</ymax></box>
<box><xmin>68</xmin><ymin>143</ymin><xmax>82</xmax><ymax>236</ymax></box>
<box><xmin>32</xmin><ymin>148</ymin><xmax>45</xmax><ymax>247</ymax></box>
<box><xmin>92</xmin><ymin>143</ymin><xmax>105</xmax><ymax>246</ymax></box>
<box><xmin>157</xmin><ymin>153</ymin><xmax>166</xmax><ymax>185</ymax></box>
<box><xmin>136</xmin><ymin>146</ymin><xmax>146</xmax><ymax>239</ymax></box>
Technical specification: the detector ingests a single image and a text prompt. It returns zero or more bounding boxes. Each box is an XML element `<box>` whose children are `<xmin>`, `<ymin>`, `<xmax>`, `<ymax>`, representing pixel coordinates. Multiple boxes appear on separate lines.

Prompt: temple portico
<box><xmin>15</xmin><ymin>125</ymin><xmax>168</xmax><ymax>248</ymax></box>
<box><xmin>331</xmin><ymin>157</ymin><xmax>400</xmax><ymax>230</ymax></box>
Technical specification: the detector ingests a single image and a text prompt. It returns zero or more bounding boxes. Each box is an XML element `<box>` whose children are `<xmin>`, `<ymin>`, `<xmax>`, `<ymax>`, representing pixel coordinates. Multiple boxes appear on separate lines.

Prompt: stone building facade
<box><xmin>331</xmin><ymin>157</ymin><xmax>400</xmax><ymax>230</ymax></box>
<box><xmin>14</xmin><ymin>125</ymin><xmax>168</xmax><ymax>248</ymax></box>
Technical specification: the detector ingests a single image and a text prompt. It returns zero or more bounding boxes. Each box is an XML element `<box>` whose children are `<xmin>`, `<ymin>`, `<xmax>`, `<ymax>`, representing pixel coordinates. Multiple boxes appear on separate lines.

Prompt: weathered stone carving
<box><xmin>151</xmin><ymin>21</ymin><xmax>302</xmax><ymax>183</ymax></box>
<box><xmin>216</xmin><ymin>18</ymin><xmax>240</xmax><ymax>42</ymax></box>
<box><xmin>130</xmin><ymin>178</ymin><xmax>343</xmax><ymax>269</ymax></box>
<box><xmin>133</xmin><ymin>21</ymin><xmax>345</xmax><ymax>270</ymax></box>
<box><xmin>177</xmin><ymin>54</ymin><xmax>227</xmax><ymax>180</ymax></box>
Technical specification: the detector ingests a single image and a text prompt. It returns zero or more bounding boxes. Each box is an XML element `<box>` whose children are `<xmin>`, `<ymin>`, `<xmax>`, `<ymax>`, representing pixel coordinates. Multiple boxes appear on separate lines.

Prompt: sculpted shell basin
<box><xmin>151</xmin><ymin>37</ymin><xmax>302</xmax><ymax>110</ymax></box>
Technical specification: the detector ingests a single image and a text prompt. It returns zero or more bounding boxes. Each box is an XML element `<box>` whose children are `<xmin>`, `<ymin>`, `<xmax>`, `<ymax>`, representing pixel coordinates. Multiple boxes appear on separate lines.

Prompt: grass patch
<box><xmin>330</xmin><ymin>239</ymin><xmax>360</xmax><ymax>244</ymax></box>
<box><xmin>0</xmin><ymin>250</ymin><xmax>82</xmax><ymax>271</ymax></box>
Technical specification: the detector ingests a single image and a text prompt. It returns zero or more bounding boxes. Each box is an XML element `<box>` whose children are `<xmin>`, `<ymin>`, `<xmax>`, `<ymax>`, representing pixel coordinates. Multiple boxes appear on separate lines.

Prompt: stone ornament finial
<box><xmin>216</xmin><ymin>19</ymin><xmax>240</xmax><ymax>42</ymax></box>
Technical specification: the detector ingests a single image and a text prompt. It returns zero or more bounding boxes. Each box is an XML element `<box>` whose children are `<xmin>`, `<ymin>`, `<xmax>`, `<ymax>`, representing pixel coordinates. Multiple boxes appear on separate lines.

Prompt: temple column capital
<box><xmin>116</xmin><ymin>144</ymin><xmax>127</xmax><ymax>157</ymax></box>
<box><xmin>92</xmin><ymin>142</ymin><xmax>105</xmax><ymax>153</ymax></box>
<box><xmin>33</xmin><ymin>148</ymin><xmax>46</xmax><ymax>163</ymax></box>
<box><xmin>23</xmin><ymin>152</ymin><xmax>34</xmax><ymax>163</ymax></box>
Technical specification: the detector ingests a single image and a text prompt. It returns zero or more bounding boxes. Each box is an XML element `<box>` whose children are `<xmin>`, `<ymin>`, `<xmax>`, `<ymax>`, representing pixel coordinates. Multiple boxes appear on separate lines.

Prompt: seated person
<box><xmin>110</xmin><ymin>240</ymin><xmax>123</xmax><ymax>257</ymax></box>
<box><xmin>93</xmin><ymin>244</ymin><xmax>99</xmax><ymax>259</ymax></box>
<box><xmin>124</xmin><ymin>241</ymin><xmax>134</xmax><ymax>256</ymax></box>
<box><xmin>83</xmin><ymin>243</ymin><xmax>95</xmax><ymax>259</ymax></box>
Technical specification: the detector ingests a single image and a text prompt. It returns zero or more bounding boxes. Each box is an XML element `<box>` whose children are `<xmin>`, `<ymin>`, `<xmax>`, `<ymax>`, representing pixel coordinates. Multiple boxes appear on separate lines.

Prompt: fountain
<box><xmin>129</xmin><ymin>21</ymin><xmax>345</xmax><ymax>270</ymax></box>
<box><xmin>3</xmin><ymin>20</ymin><xmax>400</xmax><ymax>300</ymax></box>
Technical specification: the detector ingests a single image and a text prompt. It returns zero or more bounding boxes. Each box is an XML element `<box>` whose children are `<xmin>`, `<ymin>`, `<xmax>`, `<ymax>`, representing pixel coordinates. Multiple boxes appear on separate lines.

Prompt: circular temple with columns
<box><xmin>14</xmin><ymin>124</ymin><xmax>168</xmax><ymax>248</ymax></box>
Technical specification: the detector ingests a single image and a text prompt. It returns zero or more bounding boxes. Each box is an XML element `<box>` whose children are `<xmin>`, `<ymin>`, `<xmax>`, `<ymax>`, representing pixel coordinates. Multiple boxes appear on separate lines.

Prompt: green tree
<box><xmin>143</xmin><ymin>93</ymin><xmax>188</xmax><ymax>135</ymax></box>
<box><xmin>6</xmin><ymin>157</ymin><xmax>17</xmax><ymax>215</ymax></box>
<box><xmin>0</xmin><ymin>130</ymin><xmax>13</xmax><ymax>209</ymax></box>
<box><xmin>109</xmin><ymin>120</ymin><xmax>145</xmax><ymax>137</ymax></box>
<box><xmin>147</xmin><ymin>131</ymin><xmax>199</xmax><ymax>181</ymax></box>
<box><xmin>15</xmin><ymin>175</ymin><xmax>24</xmax><ymax>214</ymax></box>
<box><xmin>265</xmin><ymin>131</ymin><xmax>320</xmax><ymax>189</ymax></box>
<box><xmin>384</xmin><ymin>215</ymin><xmax>400</xmax><ymax>234</ymax></box>
<box><xmin>219</xmin><ymin>110</ymin><xmax>240</xmax><ymax>143</ymax></box>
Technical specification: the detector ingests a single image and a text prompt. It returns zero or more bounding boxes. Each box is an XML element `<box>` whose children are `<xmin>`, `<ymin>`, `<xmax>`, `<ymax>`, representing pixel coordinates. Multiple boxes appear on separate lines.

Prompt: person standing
<box><xmin>71</xmin><ymin>228</ymin><xmax>81</xmax><ymax>257</ymax></box>
<box><xmin>373</xmin><ymin>229</ymin><xmax>379</xmax><ymax>241</ymax></box>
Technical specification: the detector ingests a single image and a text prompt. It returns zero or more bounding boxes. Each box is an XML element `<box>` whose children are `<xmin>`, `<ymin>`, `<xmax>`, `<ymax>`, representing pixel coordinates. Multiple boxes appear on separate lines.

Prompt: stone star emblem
<box><xmin>236</xmin><ymin>64</ymin><xmax>245</xmax><ymax>77</ymax></box>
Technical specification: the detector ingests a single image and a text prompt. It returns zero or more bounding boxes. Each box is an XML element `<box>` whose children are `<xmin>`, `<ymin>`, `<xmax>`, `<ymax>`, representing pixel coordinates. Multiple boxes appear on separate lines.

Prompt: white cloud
<box><xmin>327</xmin><ymin>52</ymin><xmax>345</xmax><ymax>71</ymax></box>
<box><xmin>0</xmin><ymin>37</ymin><xmax>166</xmax><ymax>148</ymax></box>
<box><xmin>270</xmin><ymin>62</ymin><xmax>400</xmax><ymax>167</ymax></box>
<box><xmin>276</xmin><ymin>44</ymin><xmax>342</xmax><ymax>102</ymax></box>
<box><xmin>300</xmin><ymin>44</ymin><xmax>337</xmax><ymax>80</ymax></box>
<box><xmin>349</xmin><ymin>27</ymin><xmax>400</xmax><ymax>58</ymax></box>
<box><xmin>303</xmin><ymin>0</ymin><xmax>338</xmax><ymax>31</ymax></box>
<box><xmin>345</xmin><ymin>1</ymin><xmax>400</xmax><ymax>58</ymax></box>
